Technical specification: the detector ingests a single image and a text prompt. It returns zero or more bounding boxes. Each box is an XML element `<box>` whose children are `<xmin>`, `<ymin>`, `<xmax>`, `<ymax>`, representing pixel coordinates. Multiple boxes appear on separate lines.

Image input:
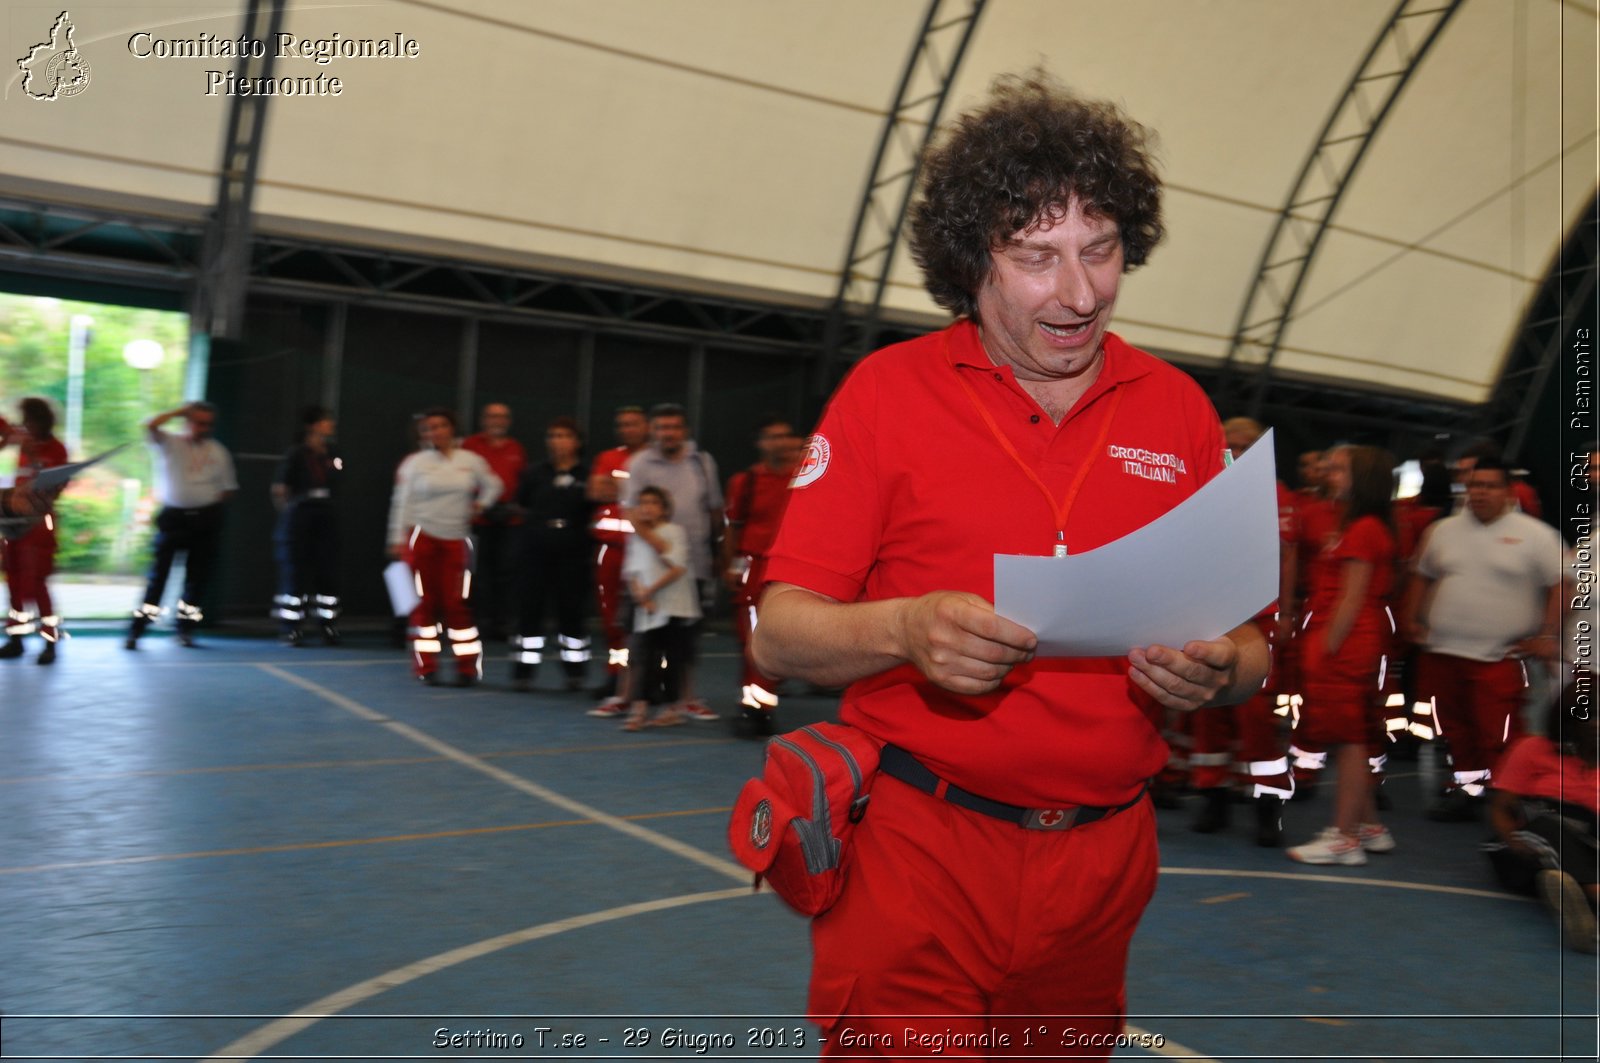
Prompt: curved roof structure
<box><xmin>1</xmin><ymin>0</ymin><xmax>1595</xmax><ymax>409</ymax></box>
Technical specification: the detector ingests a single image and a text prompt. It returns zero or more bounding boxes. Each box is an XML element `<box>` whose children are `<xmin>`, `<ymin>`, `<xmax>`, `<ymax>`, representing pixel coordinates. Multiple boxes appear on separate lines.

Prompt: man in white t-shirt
<box><xmin>1404</xmin><ymin>457</ymin><xmax>1564</xmax><ymax>820</ymax></box>
<box><xmin>127</xmin><ymin>402</ymin><xmax>238</xmax><ymax>649</ymax></box>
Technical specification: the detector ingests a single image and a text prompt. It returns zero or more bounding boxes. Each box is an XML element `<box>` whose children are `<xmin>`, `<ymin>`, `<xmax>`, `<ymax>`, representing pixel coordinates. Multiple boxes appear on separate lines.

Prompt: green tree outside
<box><xmin>0</xmin><ymin>294</ymin><xmax>187</xmax><ymax>574</ymax></box>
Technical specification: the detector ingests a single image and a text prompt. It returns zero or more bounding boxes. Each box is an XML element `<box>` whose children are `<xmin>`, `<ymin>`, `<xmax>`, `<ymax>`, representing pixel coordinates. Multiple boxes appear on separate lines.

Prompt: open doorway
<box><xmin>0</xmin><ymin>293</ymin><xmax>189</xmax><ymax>619</ymax></box>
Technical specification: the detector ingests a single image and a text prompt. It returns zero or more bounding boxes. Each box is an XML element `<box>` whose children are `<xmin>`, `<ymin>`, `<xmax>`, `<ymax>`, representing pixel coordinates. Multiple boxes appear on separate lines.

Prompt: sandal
<box><xmin>650</xmin><ymin>704</ymin><xmax>687</xmax><ymax>727</ymax></box>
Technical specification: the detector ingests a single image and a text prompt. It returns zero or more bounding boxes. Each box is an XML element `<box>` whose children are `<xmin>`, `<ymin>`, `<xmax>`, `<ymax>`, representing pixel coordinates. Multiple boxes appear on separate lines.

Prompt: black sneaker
<box><xmin>510</xmin><ymin>662</ymin><xmax>533</xmax><ymax>692</ymax></box>
<box><xmin>732</xmin><ymin>706</ymin><xmax>776</xmax><ymax>739</ymax></box>
<box><xmin>280</xmin><ymin>630</ymin><xmax>303</xmax><ymax>647</ymax></box>
<box><xmin>1150</xmin><ymin>779</ymin><xmax>1184</xmax><ymax>810</ymax></box>
<box><xmin>1427</xmin><ymin>788</ymin><xmax>1481</xmax><ymax>823</ymax></box>
<box><xmin>36</xmin><ymin>642</ymin><xmax>56</xmax><ymax>666</ymax></box>
<box><xmin>0</xmin><ymin>636</ymin><xmax>25</xmax><ymax>659</ymax></box>
<box><xmin>1190</xmin><ymin>788</ymin><xmax>1231</xmax><ymax>834</ymax></box>
<box><xmin>1254</xmin><ymin>796</ymin><xmax>1283</xmax><ymax>847</ymax></box>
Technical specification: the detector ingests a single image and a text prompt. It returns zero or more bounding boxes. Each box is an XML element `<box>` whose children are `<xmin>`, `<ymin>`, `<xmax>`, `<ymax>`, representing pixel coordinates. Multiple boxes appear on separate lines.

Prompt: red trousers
<box><xmin>3</xmin><ymin>523</ymin><xmax>58</xmax><ymax>636</ymax></box>
<box><xmin>1413</xmin><ymin>652</ymin><xmax>1527</xmax><ymax>781</ymax></box>
<box><xmin>810</xmin><ymin>775</ymin><xmax>1157</xmax><ymax>1059</ymax></box>
<box><xmin>405</xmin><ymin>532</ymin><xmax>481</xmax><ymax>678</ymax></box>
<box><xmin>1190</xmin><ymin>690</ymin><xmax>1290</xmax><ymax>796</ymax></box>
<box><xmin>593</xmin><ymin>540</ymin><xmax>627</xmax><ymax>675</ymax></box>
<box><xmin>1190</xmin><ymin>618</ymin><xmax>1290</xmax><ymax>795</ymax></box>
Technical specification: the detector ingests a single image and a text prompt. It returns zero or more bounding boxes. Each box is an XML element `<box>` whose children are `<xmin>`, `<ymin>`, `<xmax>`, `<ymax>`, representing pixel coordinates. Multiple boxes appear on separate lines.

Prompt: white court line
<box><xmin>223</xmin><ymin>664</ymin><xmax>1520</xmax><ymax>1063</ymax></box>
<box><xmin>1159</xmin><ymin>866</ymin><xmax>1526</xmax><ymax>901</ymax></box>
<box><xmin>199</xmin><ymin>887</ymin><xmax>753</xmax><ymax>1062</ymax></box>
<box><xmin>254</xmin><ymin>663</ymin><xmax>749</xmax><ymax>883</ymax></box>
<box><xmin>195</xmin><ymin>883</ymin><xmax>1205</xmax><ymax>1062</ymax></box>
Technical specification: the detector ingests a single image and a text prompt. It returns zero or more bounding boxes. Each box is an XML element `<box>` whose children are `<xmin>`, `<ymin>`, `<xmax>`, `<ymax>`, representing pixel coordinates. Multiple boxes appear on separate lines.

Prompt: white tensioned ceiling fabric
<box><xmin>0</xmin><ymin>0</ymin><xmax>1594</xmax><ymax>406</ymax></box>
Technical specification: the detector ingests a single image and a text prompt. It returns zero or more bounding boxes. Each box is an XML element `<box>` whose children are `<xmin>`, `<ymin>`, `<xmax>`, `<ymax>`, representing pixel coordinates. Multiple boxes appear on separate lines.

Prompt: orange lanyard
<box><xmin>950</xmin><ymin>354</ymin><xmax>1124</xmax><ymax>556</ymax></box>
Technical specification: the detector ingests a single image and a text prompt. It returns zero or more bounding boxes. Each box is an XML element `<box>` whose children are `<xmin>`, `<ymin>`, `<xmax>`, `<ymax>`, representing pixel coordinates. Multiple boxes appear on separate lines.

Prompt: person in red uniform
<box><xmin>723</xmin><ymin>414</ymin><xmax>801</xmax><ymax>736</ymax></box>
<box><xmin>461</xmin><ymin>403</ymin><xmax>526</xmax><ymax>642</ymax></box>
<box><xmin>0</xmin><ymin>398</ymin><xmax>70</xmax><ymax>665</ymax></box>
<box><xmin>1296</xmin><ymin>450</ymin><xmax>1325</xmax><ymax>503</ymax></box>
<box><xmin>388</xmin><ymin>408</ymin><xmax>501</xmax><ymax>685</ymax></box>
<box><xmin>751</xmin><ymin>74</ymin><xmax>1269</xmax><ymax>1058</ymax></box>
<box><xmin>1188</xmin><ymin>416</ymin><xmax>1296</xmax><ymax>844</ymax></box>
<box><xmin>1386</xmin><ymin>453</ymin><xmax>1451</xmax><ymax>748</ymax></box>
<box><xmin>1284</xmin><ymin>453</ymin><xmax>1342</xmax><ymax>795</ymax></box>
<box><xmin>1286</xmin><ymin>444</ymin><xmax>1398</xmax><ymax>865</ymax></box>
<box><xmin>1486</xmin><ymin>671</ymin><xmax>1599</xmax><ymax>952</ymax></box>
<box><xmin>585</xmin><ymin>405</ymin><xmax>650</xmax><ymax>713</ymax></box>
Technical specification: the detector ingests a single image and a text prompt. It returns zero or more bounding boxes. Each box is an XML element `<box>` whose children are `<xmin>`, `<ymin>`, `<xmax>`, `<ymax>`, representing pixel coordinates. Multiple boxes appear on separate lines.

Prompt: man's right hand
<box><xmin>895</xmin><ymin>591</ymin><xmax>1037</xmax><ymax>696</ymax></box>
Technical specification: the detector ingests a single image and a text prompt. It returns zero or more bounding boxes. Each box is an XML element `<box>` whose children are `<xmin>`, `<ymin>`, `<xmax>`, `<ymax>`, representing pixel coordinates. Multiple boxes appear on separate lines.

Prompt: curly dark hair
<box><xmin>908</xmin><ymin>71</ymin><xmax>1164</xmax><ymax>320</ymax></box>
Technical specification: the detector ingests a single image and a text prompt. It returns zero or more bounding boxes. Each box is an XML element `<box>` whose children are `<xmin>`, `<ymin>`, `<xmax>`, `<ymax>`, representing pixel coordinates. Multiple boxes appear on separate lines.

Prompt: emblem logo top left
<box><xmin>750</xmin><ymin>798</ymin><xmax>774</xmax><ymax>849</ymax></box>
<box><xmin>18</xmin><ymin>11</ymin><xmax>92</xmax><ymax>101</ymax></box>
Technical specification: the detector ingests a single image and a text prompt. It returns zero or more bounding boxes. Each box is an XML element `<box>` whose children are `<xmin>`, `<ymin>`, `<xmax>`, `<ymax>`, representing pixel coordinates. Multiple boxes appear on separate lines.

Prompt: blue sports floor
<box><xmin>1</xmin><ymin>628</ymin><xmax>1595</xmax><ymax>1061</ymax></box>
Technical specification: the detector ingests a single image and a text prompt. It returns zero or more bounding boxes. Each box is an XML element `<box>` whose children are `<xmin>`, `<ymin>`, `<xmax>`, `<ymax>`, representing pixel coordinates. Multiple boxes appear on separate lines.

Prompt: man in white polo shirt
<box><xmin>1404</xmin><ymin>456</ymin><xmax>1564</xmax><ymax>820</ymax></box>
<box><xmin>127</xmin><ymin>401</ymin><xmax>238</xmax><ymax>649</ymax></box>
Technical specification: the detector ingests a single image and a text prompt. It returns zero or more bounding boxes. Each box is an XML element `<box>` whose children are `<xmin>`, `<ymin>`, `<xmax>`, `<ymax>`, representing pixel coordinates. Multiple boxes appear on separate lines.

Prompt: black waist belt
<box><xmin>878</xmin><ymin>744</ymin><xmax>1147</xmax><ymax>832</ymax></box>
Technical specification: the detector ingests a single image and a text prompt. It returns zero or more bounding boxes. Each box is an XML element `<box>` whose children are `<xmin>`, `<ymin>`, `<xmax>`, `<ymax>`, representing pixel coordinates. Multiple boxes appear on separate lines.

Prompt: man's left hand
<box><xmin>1128</xmin><ymin>638</ymin><xmax>1238</xmax><ymax>712</ymax></box>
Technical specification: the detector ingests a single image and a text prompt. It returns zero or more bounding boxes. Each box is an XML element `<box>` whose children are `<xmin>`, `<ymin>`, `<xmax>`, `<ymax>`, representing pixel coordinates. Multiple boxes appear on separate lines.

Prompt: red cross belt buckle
<box><xmin>1024</xmin><ymin>807</ymin><xmax>1080</xmax><ymax>831</ymax></box>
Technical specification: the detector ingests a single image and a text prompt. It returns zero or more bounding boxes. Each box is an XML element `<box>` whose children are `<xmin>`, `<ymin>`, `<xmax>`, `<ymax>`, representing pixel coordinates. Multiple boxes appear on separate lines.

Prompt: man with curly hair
<box><xmin>753</xmin><ymin>73</ymin><xmax>1267</xmax><ymax>1056</ymax></box>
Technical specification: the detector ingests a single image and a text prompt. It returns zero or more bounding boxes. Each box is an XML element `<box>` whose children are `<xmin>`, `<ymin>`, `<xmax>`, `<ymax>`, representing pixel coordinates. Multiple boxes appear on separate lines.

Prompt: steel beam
<box><xmin>1479</xmin><ymin>190</ymin><xmax>1599</xmax><ymax>460</ymax></box>
<box><xmin>1220</xmin><ymin>0</ymin><xmax>1463</xmax><ymax>417</ymax></box>
<box><xmin>191</xmin><ymin>0</ymin><xmax>286</xmax><ymax>342</ymax></box>
<box><xmin>817</xmin><ymin>0</ymin><xmax>986</xmax><ymax>394</ymax></box>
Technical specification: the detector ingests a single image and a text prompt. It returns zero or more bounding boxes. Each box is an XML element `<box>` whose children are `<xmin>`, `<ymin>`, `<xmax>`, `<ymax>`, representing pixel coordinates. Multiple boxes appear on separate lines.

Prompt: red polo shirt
<box><xmin>1306</xmin><ymin>515</ymin><xmax>1396</xmax><ymax>625</ymax></box>
<box><xmin>1296</xmin><ymin>496</ymin><xmax>1341</xmax><ymax>606</ymax></box>
<box><xmin>591</xmin><ymin>445</ymin><xmax>635</xmax><ymax>491</ymax></box>
<box><xmin>726</xmin><ymin>462</ymin><xmax>795</xmax><ymax>559</ymax></box>
<box><xmin>589</xmin><ymin>445</ymin><xmax>638</xmax><ymax>543</ymax></box>
<box><xmin>765</xmin><ymin>321</ymin><xmax>1226</xmax><ymax>807</ymax></box>
<box><xmin>461</xmin><ymin>433</ymin><xmax>527</xmax><ymax>502</ymax></box>
<box><xmin>1495</xmin><ymin>736</ymin><xmax>1600</xmax><ymax>815</ymax></box>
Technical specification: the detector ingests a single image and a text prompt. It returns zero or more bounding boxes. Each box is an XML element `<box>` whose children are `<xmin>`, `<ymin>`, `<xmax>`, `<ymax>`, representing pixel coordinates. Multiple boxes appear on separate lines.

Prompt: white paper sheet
<box><xmin>994</xmin><ymin>429</ymin><xmax>1280</xmax><ymax>656</ymax></box>
<box><xmin>383</xmin><ymin>560</ymin><xmax>420</xmax><ymax>617</ymax></box>
<box><xmin>29</xmin><ymin>444</ymin><xmax>127</xmax><ymax>492</ymax></box>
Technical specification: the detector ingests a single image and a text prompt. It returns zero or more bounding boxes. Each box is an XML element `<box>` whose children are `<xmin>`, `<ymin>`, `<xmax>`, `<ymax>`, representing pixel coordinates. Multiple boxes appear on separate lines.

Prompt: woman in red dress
<box><xmin>1</xmin><ymin>398</ymin><xmax>70</xmax><ymax>664</ymax></box>
<box><xmin>1287</xmin><ymin>444</ymin><xmax>1399</xmax><ymax>865</ymax></box>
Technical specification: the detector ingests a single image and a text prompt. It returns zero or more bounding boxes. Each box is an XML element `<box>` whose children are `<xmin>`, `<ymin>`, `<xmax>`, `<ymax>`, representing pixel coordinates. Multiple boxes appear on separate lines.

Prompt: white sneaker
<box><xmin>1288</xmin><ymin>827</ymin><xmax>1368</xmax><ymax>866</ymax></box>
<box><xmin>1357</xmin><ymin>823</ymin><xmax>1396</xmax><ymax>853</ymax></box>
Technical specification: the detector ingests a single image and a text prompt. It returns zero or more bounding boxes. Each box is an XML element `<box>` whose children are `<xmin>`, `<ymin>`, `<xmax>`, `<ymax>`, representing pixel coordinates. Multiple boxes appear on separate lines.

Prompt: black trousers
<box><xmin>274</xmin><ymin>500</ymin><xmax>340</xmax><ymax>632</ymax></box>
<box><xmin>636</xmin><ymin>618</ymin><xmax>691</xmax><ymax>706</ymax></box>
<box><xmin>1486</xmin><ymin>803</ymin><xmax>1599</xmax><ymax>895</ymax></box>
<box><xmin>515</xmin><ymin>535</ymin><xmax>591</xmax><ymax>677</ymax></box>
<box><xmin>141</xmin><ymin>504</ymin><xmax>224</xmax><ymax>629</ymax></box>
<box><xmin>471</xmin><ymin>518</ymin><xmax>518</xmax><ymax>638</ymax></box>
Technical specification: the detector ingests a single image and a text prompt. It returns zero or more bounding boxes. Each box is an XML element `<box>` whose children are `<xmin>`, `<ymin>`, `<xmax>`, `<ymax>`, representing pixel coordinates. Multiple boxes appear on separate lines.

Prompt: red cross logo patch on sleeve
<box><xmin>790</xmin><ymin>435</ymin><xmax>831</xmax><ymax>488</ymax></box>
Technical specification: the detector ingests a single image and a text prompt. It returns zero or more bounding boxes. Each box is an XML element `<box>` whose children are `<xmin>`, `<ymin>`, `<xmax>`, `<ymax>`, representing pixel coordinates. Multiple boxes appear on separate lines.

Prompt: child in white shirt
<box><xmin>621</xmin><ymin>486</ymin><xmax>700</xmax><ymax>729</ymax></box>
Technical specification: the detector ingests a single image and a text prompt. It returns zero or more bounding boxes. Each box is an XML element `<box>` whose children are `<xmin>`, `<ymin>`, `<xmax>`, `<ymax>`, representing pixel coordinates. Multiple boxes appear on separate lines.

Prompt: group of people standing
<box><xmin>381</xmin><ymin>399</ymin><xmax>803</xmax><ymax>731</ymax></box>
<box><xmin>0</xmin><ymin>386</ymin><xmax>804</xmax><ymax>737</ymax></box>
<box><xmin>1174</xmin><ymin>426</ymin><xmax>1568</xmax><ymax>869</ymax></box>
